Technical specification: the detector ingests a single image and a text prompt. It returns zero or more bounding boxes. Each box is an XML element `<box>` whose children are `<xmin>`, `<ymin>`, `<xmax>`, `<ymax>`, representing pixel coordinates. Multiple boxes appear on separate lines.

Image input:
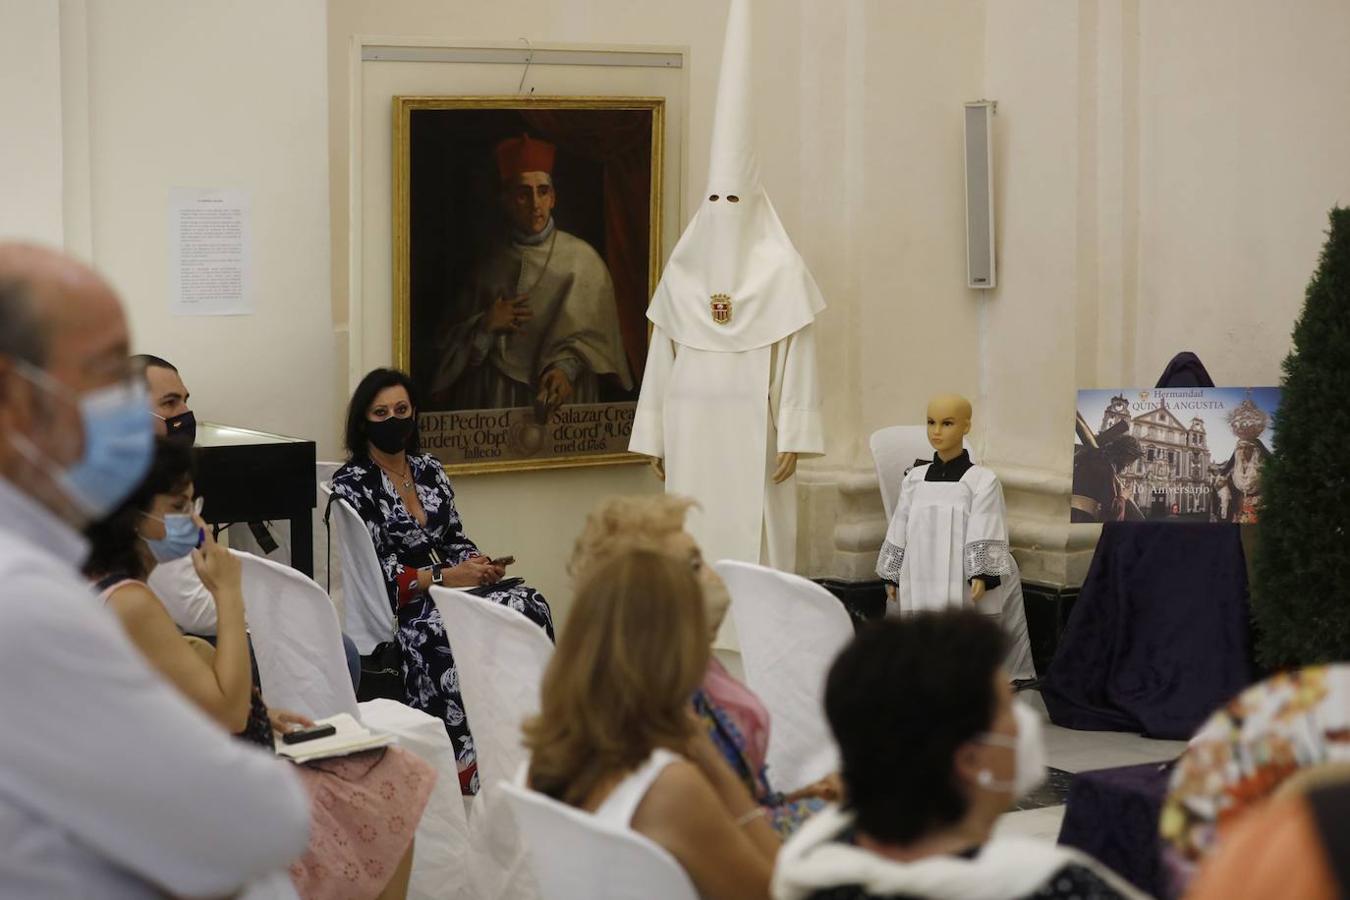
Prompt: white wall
<box><xmin>972</xmin><ymin>0</ymin><xmax>1350</xmax><ymax>583</ymax></box>
<box><xmin>78</xmin><ymin>0</ymin><xmax>336</xmax><ymax>454</ymax></box>
<box><xmin>0</xmin><ymin>0</ymin><xmax>64</xmax><ymax>245</ymax></box>
<box><xmin>1135</xmin><ymin>0</ymin><xmax>1350</xmax><ymax>384</ymax></box>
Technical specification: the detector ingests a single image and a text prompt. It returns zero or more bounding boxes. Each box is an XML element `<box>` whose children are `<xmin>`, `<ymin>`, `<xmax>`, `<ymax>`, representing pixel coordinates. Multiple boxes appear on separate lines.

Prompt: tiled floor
<box><xmin>994</xmin><ymin>690</ymin><xmax>1187</xmax><ymax>841</ymax></box>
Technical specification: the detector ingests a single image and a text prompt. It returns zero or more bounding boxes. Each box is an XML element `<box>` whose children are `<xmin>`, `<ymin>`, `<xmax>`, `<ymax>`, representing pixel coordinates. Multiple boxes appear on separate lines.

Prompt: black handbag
<box><xmin>357</xmin><ymin>640</ymin><xmax>404</xmax><ymax>703</ymax></box>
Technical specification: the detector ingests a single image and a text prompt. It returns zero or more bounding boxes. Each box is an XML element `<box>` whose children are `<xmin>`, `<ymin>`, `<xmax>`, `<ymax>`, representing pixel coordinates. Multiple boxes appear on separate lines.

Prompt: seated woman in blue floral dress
<box><xmin>331</xmin><ymin>368</ymin><xmax>554</xmax><ymax>794</ymax></box>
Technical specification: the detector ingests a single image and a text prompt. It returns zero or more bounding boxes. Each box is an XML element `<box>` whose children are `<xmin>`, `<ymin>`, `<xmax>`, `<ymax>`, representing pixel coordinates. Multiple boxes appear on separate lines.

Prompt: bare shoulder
<box><xmin>105</xmin><ymin>582</ymin><xmax>173</xmax><ymax>629</ymax></box>
<box><xmin>635</xmin><ymin>758</ymin><xmax>726</xmax><ymax>826</ymax></box>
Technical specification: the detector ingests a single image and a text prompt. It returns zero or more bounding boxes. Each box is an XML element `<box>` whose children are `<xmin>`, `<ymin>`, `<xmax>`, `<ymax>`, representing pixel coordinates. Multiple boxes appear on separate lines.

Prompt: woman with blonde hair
<box><xmin>568</xmin><ymin>494</ymin><xmax>836</xmax><ymax>837</ymax></box>
<box><xmin>523</xmin><ymin>546</ymin><xmax>780</xmax><ymax>900</ymax></box>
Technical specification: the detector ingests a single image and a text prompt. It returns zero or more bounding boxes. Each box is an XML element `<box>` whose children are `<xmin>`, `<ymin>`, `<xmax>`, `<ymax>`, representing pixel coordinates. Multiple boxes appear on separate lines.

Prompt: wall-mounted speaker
<box><xmin>964</xmin><ymin>100</ymin><xmax>997</xmax><ymax>290</ymax></box>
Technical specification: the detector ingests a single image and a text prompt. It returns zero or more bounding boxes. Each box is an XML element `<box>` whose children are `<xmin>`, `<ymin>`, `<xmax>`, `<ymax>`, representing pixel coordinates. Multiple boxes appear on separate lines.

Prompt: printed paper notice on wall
<box><xmin>169</xmin><ymin>187</ymin><xmax>252</xmax><ymax>316</ymax></box>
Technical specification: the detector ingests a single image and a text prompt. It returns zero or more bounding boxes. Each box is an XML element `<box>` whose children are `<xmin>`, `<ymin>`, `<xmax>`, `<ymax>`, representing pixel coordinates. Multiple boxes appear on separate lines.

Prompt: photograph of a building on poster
<box><xmin>1071</xmin><ymin>387</ymin><xmax>1281</xmax><ymax>524</ymax></box>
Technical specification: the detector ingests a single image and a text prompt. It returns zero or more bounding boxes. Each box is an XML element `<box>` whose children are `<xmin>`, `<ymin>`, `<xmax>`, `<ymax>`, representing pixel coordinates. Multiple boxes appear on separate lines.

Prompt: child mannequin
<box><xmin>877</xmin><ymin>393</ymin><xmax>1035</xmax><ymax>679</ymax></box>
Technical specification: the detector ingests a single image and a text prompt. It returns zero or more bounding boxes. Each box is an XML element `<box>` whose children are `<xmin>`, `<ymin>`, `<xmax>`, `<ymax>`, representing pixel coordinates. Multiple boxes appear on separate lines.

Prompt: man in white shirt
<box><xmin>134</xmin><ymin>356</ymin><xmax>362</xmax><ymax>691</ymax></box>
<box><xmin>0</xmin><ymin>242</ymin><xmax>310</xmax><ymax>898</ymax></box>
<box><xmin>133</xmin><ymin>355</ymin><xmax>218</xmax><ymax>635</ymax></box>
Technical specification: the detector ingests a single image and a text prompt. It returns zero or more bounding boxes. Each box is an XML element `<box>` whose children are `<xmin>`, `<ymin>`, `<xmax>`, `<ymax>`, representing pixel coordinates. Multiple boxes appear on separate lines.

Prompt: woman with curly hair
<box><xmin>568</xmin><ymin>493</ymin><xmax>837</xmax><ymax>837</ymax></box>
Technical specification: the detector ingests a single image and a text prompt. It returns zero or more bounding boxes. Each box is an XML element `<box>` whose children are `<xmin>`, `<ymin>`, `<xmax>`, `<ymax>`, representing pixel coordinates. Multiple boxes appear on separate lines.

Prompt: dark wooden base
<box><xmin>815</xmin><ymin>578</ymin><xmax>1078</xmax><ymax>675</ymax></box>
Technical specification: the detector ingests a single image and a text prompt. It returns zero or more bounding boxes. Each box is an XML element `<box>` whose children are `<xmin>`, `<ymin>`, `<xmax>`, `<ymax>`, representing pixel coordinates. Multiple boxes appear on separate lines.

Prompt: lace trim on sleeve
<box><xmin>877</xmin><ymin>540</ymin><xmax>906</xmax><ymax>582</ymax></box>
<box><xmin>964</xmin><ymin>540</ymin><xmax>1013</xmax><ymax>580</ymax></box>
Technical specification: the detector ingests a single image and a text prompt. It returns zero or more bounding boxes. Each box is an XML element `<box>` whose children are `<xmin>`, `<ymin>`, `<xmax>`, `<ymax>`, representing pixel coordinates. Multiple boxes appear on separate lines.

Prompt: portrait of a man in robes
<box><xmin>426</xmin><ymin>135</ymin><xmax>632</xmax><ymax>413</ymax></box>
<box><xmin>395</xmin><ymin>100</ymin><xmax>662</xmax><ymax>472</ymax></box>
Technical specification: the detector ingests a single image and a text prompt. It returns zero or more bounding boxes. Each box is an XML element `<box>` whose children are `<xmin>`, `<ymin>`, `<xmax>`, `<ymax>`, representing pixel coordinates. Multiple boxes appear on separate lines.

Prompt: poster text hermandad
<box><xmin>392</xmin><ymin>95</ymin><xmax>665</xmax><ymax>475</ymax></box>
<box><xmin>1071</xmin><ymin>387</ymin><xmax>1281</xmax><ymax>524</ymax></box>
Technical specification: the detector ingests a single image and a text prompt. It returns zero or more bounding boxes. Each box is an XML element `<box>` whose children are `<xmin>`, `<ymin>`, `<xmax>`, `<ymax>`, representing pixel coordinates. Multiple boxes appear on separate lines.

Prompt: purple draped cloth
<box><xmin>1058</xmin><ymin>762</ymin><xmax>1173</xmax><ymax>898</ymax></box>
<box><xmin>1041</xmin><ymin>521</ymin><xmax>1254</xmax><ymax>739</ymax></box>
<box><xmin>1043</xmin><ymin>351</ymin><xmax>1255</xmax><ymax>739</ymax></box>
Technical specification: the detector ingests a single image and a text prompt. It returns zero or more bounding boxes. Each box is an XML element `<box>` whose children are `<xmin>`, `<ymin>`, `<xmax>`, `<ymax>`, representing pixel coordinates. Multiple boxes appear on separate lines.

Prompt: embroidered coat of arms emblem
<box><xmin>710</xmin><ymin>293</ymin><xmax>733</xmax><ymax>325</ymax></box>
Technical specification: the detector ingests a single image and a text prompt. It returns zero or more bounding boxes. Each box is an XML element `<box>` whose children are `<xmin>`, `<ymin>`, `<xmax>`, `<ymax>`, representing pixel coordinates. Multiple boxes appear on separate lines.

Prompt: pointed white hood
<box><xmin>646</xmin><ymin>0</ymin><xmax>825</xmax><ymax>352</ymax></box>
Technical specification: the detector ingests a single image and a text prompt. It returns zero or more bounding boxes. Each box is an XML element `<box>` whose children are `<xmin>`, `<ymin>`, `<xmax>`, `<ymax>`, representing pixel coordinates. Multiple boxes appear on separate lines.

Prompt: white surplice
<box><xmin>877</xmin><ymin>463</ymin><xmax>1035</xmax><ymax>679</ymax></box>
<box><xmin>629</xmin><ymin>322</ymin><xmax>822</xmax><ymax>570</ymax></box>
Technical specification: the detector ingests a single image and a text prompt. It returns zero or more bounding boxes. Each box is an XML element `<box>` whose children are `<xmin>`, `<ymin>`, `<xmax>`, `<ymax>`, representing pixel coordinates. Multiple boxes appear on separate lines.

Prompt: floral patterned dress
<box><xmin>692</xmin><ymin>659</ymin><xmax>823</xmax><ymax>838</ymax></box>
<box><xmin>331</xmin><ymin>453</ymin><xmax>554</xmax><ymax>793</ymax></box>
<box><xmin>1160</xmin><ymin>664</ymin><xmax>1350</xmax><ymax>896</ymax></box>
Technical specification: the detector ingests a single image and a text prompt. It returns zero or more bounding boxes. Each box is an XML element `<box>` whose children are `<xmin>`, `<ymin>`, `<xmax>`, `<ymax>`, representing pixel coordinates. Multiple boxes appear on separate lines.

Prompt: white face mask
<box><xmin>974</xmin><ymin>699</ymin><xmax>1048</xmax><ymax>799</ymax></box>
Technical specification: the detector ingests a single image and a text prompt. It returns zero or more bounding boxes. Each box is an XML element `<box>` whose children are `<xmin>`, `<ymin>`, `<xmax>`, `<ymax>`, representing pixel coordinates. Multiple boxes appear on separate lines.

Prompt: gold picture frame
<box><xmin>393</xmin><ymin>95</ymin><xmax>665</xmax><ymax>475</ymax></box>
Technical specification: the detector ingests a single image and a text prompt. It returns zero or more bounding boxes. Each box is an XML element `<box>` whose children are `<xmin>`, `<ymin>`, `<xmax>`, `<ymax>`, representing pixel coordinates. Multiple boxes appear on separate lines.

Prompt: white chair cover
<box><xmin>869</xmin><ymin>425</ymin><xmax>932</xmax><ymax>521</ymax></box>
<box><xmin>232</xmin><ymin>551</ymin><xmax>469</xmax><ymax>900</ymax></box>
<box><xmin>319</xmin><ymin>482</ymin><xmax>396</xmax><ymax>655</ymax></box>
<box><xmin>234</xmin><ymin>550</ymin><xmax>359</xmax><ymax>721</ymax></box>
<box><xmin>430</xmin><ymin>587</ymin><xmax>554</xmax><ymax>900</ymax></box>
<box><xmin>358</xmin><ymin>698</ymin><xmax>473</xmax><ymax>900</ymax></box>
<box><xmin>312</xmin><ymin>461</ymin><xmax>342</xmax><ymax>598</ymax></box>
<box><xmin>429</xmin><ymin>586</ymin><xmax>555</xmax><ymax>794</ymax></box>
<box><xmin>500</xmin><ymin>777</ymin><xmax>699</xmax><ymax>900</ymax></box>
<box><xmin>713</xmin><ymin>559</ymin><xmax>851</xmax><ymax>792</ymax></box>
<box><xmin>467</xmin><ymin>782</ymin><xmax>542</xmax><ymax>900</ymax></box>
<box><xmin>238</xmin><ymin>871</ymin><xmax>301</xmax><ymax>900</ymax></box>
<box><xmin>225</xmin><ymin>463</ymin><xmax>345</xmax><ymax>590</ymax></box>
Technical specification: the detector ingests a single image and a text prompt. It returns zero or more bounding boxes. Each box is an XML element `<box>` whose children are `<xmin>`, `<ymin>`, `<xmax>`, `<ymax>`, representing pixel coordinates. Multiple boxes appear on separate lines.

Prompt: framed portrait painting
<box><xmin>393</xmin><ymin>95</ymin><xmax>665</xmax><ymax>475</ymax></box>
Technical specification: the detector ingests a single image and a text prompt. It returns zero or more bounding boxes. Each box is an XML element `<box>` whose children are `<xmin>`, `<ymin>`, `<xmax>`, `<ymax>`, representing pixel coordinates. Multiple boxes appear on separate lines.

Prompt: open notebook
<box><xmin>274</xmin><ymin>713</ymin><xmax>396</xmax><ymax>764</ymax></box>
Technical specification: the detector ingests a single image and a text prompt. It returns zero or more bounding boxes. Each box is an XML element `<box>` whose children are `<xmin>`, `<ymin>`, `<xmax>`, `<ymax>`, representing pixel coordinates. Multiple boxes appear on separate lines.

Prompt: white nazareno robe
<box><xmin>877</xmin><ymin>463</ymin><xmax>1035</xmax><ymax>679</ymax></box>
<box><xmin>629</xmin><ymin>322</ymin><xmax>823</xmax><ymax>572</ymax></box>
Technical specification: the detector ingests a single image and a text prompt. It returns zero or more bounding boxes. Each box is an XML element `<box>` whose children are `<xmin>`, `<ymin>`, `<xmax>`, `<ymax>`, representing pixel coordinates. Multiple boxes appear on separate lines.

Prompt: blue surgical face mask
<box><xmin>9</xmin><ymin>360</ymin><xmax>154</xmax><ymax>521</ymax></box>
<box><xmin>141</xmin><ymin>509</ymin><xmax>205</xmax><ymax>562</ymax></box>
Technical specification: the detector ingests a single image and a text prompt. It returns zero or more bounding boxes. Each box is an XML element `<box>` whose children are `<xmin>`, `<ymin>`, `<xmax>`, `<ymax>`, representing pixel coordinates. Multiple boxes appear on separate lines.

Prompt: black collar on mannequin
<box><xmin>923</xmin><ymin>449</ymin><xmax>974</xmax><ymax>483</ymax></box>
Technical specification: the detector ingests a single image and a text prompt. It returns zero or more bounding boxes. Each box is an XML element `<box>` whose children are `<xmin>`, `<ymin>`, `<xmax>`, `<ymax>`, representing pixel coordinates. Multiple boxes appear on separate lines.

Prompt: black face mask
<box><xmin>366</xmin><ymin>415</ymin><xmax>415</xmax><ymax>454</ymax></box>
<box><xmin>161</xmin><ymin>410</ymin><xmax>197</xmax><ymax>445</ymax></box>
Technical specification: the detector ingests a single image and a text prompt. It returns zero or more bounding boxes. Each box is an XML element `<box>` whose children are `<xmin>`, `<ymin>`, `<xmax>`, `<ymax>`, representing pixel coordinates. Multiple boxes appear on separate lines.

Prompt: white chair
<box><xmin>429</xmin><ymin>586</ymin><xmax>555</xmax><ymax>794</ymax></box>
<box><xmin>429</xmin><ymin>587</ymin><xmax>554</xmax><ymax>900</ymax></box>
<box><xmin>311</xmin><ymin>461</ymin><xmax>343</xmax><ymax>597</ymax></box>
<box><xmin>714</xmin><ymin>559</ymin><xmax>852</xmax><ymax>792</ymax></box>
<box><xmin>500</xmin><ymin>778</ymin><xmax>699</xmax><ymax>900</ymax></box>
<box><xmin>357</xmin><ymin>699</ymin><xmax>473</xmax><ymax>900</ymax></box>
<box><xmin>869</xmin><ymin>425</ymin><xmax>932</xmax><ymax>520</ymax></box>
<box><xmin>319</xmin><ymin>482</ymin><xmax>396</xmax><ymax>655</ymax></box>
<box><xmin>229</xmin><ymin>553</ymin><xmax>470</xmax><ymax>900</ymax></box>
<box><xmin>234</xmin><ymin>550</ymin><xmax>360</xmax><ymax>721</ymax></box>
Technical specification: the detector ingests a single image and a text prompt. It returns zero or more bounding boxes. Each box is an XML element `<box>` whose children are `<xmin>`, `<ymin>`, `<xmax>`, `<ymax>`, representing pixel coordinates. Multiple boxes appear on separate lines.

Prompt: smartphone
<box><xmin>281</xmin><ymin>723</ymin><xmax>337</xmax><ymax>745</ymax></box>
<box><xmin>492</xmin><ymin>555</ymin><xmax>516</xmax><ymax>567</ymax></box>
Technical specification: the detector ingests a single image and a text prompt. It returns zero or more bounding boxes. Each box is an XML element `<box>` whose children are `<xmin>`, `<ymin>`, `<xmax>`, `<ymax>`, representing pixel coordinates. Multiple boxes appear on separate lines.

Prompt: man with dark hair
<box><xmin>773</xmin><ymin>612</ymin><xmax>1142</xmax><ymax>900</ymax></box>
<box><xmin>131</xmin><ymin>353</ymin><xmax>195</xmax><ymax>443</ymax></box>
<box><xmin>135</xmin><ymin>355</ymin><xmax>362</xmax><ymax>689</ymax></box>
<box><xmin>0</xmin><ymin>242</ymin><xmax>309</xmax><ymax>896</ymax></box>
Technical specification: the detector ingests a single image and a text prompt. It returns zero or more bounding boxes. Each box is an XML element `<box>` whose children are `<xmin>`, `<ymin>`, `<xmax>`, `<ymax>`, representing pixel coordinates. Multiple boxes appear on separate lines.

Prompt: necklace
<box><xmin>374</xmin><ymin>458</ymin><xmax>414</xmax><ymax>491</ymax></box>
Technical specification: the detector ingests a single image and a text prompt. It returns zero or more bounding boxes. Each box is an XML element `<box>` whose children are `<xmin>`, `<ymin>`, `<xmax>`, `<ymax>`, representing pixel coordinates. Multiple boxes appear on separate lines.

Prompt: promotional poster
<box><xmin>1072</xmin><ymin>387</ymin><xmax>1281</xmax><ymax>523</ymax></box>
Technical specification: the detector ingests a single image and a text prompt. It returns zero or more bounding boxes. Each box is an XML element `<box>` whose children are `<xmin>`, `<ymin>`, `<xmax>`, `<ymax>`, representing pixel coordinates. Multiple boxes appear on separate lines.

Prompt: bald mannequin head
<box><xmin>0</xmin><ymin>242</ymin><xmax>134</xmax><ymax>519</ymax></box>
<box><xmin>926</xmin><ymin>393</ymin><xmax>972</xmax><ymax>462</ymax></box>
